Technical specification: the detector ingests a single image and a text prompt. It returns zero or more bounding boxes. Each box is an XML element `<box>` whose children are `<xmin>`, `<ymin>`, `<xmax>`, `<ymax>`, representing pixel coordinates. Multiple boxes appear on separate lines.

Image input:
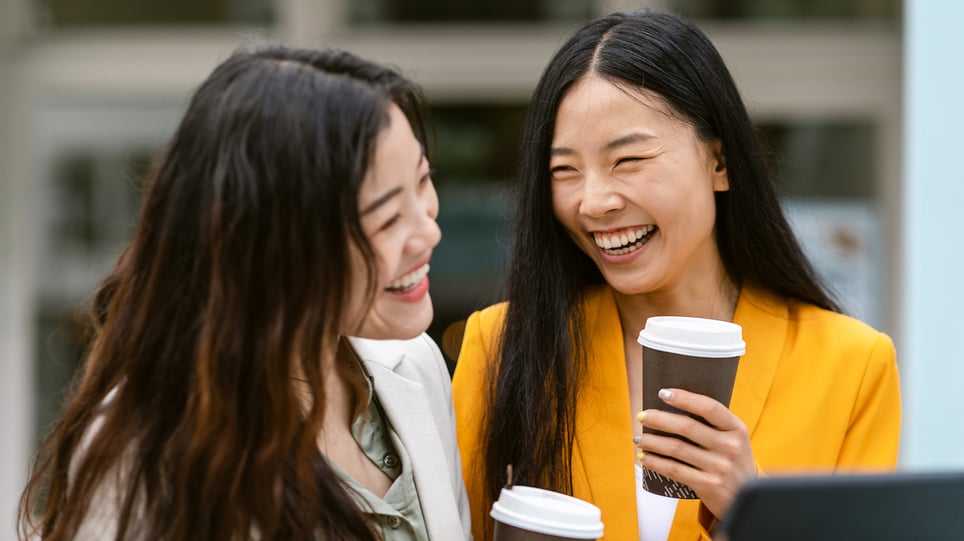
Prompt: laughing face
<box><xmin>346</xmin><ymin>103</ymin><xmax>441</xmax><ymax>340</ymax></box>
<box><xmin>549</xmin><ymin>76</ymin><xmax>729</xmax><ymax>298</ymax></box>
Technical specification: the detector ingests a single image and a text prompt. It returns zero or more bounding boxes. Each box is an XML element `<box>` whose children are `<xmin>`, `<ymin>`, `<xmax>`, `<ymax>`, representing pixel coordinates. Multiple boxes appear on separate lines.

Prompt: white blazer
<box><xmin>348</xmin><ymin>334</ymin><xmax>473</xmax><ymax>540</ymax></box>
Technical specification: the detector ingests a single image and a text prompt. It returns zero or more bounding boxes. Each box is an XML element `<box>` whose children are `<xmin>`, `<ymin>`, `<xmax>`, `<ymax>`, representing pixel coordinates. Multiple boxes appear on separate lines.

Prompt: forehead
<box><xmin>554</xmin><ymin>76</ymin><xmax>686</xmax><ymax>136</ymax></box>
<box><xmin>359</xmin><ymin>104</ymin><xmax>421</xmax><ymax>200</ymax></box>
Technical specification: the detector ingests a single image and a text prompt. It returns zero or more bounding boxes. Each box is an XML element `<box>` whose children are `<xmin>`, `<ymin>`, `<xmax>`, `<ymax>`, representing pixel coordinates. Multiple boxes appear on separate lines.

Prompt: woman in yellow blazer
<box><xmin>451</xmin><ymin>10</ymin><xmax>900</xmax><ymax>541</ymax></box>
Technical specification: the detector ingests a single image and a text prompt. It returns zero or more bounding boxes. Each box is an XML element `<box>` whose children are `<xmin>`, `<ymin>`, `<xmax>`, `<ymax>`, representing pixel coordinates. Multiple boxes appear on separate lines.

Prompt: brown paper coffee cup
<box><xmin>490</xmin><ymin>485</ymin><xmax>604</xmax><ymax>540</ymax></box>
<box><xmin>637</xmin><ymin>316</ymin><xmax>745</xmax><ymax>499</ymax></box>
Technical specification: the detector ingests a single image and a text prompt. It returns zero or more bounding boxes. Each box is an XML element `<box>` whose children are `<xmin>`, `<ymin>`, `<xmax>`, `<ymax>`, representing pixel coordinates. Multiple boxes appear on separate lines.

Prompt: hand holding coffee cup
<box><xmin>635</xmin><ymin>316</ymin><xmax>746</xmax><ymax>500</ymax></box>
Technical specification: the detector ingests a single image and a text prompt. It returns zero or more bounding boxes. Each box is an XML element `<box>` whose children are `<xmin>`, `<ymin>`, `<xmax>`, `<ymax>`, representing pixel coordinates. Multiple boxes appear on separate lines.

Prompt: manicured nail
<box><xmin>636</xmin><ymin>411</ymin><xmax>645</xmax><ymax>423</ymax></box>
<box><xmin>637</xmin><ymin>451</ymin><xmax>645</xmax><ymax>461</ymax></box>
<box><xmin>658</xmin><ymin>388</ymin><xmax>675</xmax><ymax>401</ymax></box>
<box><xmin>632</xmin><ymin>434</ymin><xmax>641</xmax><ymax>444</ymax></box>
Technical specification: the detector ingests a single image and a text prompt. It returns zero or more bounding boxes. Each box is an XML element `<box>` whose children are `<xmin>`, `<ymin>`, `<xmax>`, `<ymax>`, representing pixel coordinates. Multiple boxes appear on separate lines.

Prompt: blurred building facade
<box><xmin>0</xmin><ymin>0</ymin><xmax>903</xmax><ymax>531</ymax></box>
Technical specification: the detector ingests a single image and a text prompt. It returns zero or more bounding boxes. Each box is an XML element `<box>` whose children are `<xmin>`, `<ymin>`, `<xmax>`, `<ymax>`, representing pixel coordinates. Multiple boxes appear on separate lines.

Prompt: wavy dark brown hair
<box><xmin>480</xmin><ymin>9</ymin><xmax>840</xmax><ymax>531</ymax></box>
<box><xmin>19</xmin><ymin>45</ymin><xmax>428</xmax><ymax>541</ymax></box>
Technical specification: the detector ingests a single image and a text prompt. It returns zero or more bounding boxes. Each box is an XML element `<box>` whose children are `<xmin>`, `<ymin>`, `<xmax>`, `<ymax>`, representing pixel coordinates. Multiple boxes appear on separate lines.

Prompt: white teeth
<box><xmin>387</xmin><ymin>263</ymin><xmax>430</xmax><ymax>292</ymax></box>
<box><xmin>592</xmin><ymin>226</ymin><xmax>656</xmax><ymax>253</ymax></box>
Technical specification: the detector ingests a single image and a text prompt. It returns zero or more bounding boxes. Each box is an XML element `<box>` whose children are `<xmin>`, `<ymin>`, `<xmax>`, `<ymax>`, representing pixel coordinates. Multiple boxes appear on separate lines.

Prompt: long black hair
<box><xmin>482</xmin><ymin>9</ymin><xmax>838</xmax><ymax>515</ymax></box>
<box><xmin>20</xmin><ymin>45</ymin><xmax>428</xmax><ymax>541</ymax></box>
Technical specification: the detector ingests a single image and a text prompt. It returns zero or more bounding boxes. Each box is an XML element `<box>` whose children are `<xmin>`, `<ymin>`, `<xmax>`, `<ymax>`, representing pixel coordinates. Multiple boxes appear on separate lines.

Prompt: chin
<box><xmin>357</xmin><ymin>305</ymin><xmax>434</xmax><ymax>341</ymax></box>
<box><xmin>607</xmin><ymin>278</ymin><xmax>657</xmax><ymax>297</ymax></box>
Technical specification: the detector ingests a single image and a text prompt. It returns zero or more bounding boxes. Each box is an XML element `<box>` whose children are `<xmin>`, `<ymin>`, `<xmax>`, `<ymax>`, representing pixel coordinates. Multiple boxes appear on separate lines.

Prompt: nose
<box><xmin>417</xmin><ymin>180</ymin><xmax>442</xmax><ymax>250</ymax></box>
<box><xmin>578</xmin><ymin>173</ymin><xmax>624</xmax><ymax>218</ymax></box>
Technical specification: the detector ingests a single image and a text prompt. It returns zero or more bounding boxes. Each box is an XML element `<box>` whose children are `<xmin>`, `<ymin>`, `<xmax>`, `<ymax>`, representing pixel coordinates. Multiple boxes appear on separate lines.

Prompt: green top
<box><xmin>325</xmin><ymin>350</ymin><xmax>429</xmax><ymax>541</ymax></box>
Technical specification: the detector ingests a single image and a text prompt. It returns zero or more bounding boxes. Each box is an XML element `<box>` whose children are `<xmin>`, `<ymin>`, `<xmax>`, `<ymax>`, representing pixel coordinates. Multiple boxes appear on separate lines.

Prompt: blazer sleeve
<box><xmin>836</xmin><ymin>331</ymin><xmax>902</xmax><ymax>468</ymax></box>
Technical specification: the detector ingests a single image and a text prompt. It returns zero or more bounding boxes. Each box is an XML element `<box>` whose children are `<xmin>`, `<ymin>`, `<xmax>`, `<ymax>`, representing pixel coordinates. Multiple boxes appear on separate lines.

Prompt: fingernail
<box><xmin>632</xmin><ymin>434</ymin><xmax>641</xmax><ymax>444</ymax></box>
<box><xmin>636</xmin><ymin>411</ymin><xmax>645</xmax><ymax>423</ymax></box>
<box><xmin>658</xmin><ymin>388</ymin><xmax>675</xmax><ymax>401</ymax></box>
<box><xmin>637</xmin><ymin>451</ymin><xmax>645</xmax><ymax>461</ymax></box>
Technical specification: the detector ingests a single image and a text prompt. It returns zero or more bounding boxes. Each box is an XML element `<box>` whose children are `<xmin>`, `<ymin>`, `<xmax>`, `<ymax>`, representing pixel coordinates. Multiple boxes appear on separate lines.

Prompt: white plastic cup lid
<box><xmin>490</xmin><ymin>485</ymin><xmax>604</xmax><ymax>538</ymax></box>
<box><xmin>636</xmin><ymin>316</ymin><xmax>745</xmax><ymax>358</ymax></box>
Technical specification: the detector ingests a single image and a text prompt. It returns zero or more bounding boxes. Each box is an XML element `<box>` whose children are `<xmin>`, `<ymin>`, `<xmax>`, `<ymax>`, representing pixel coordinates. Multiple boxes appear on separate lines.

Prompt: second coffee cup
<box><xmin>636</xmin><ymin>316</ymin><xmax>745</xmax><ymax>499</ymax></box>
<box><xmin>490</xmin><ymin>485</ymin><xmax>604</xmax><ymax>540</ymax></box>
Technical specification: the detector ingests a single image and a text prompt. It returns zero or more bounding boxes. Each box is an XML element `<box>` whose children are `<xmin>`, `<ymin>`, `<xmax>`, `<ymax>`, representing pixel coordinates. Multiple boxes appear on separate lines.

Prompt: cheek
<box><xmin>369</xmin><ymin>235</ymin><xmax>404</xmax><ymax>283</ymax></box>
<box><xmin>550</xmin><ymin>184</ymin><xmax>573</xmax><ymax>223</ymax></box>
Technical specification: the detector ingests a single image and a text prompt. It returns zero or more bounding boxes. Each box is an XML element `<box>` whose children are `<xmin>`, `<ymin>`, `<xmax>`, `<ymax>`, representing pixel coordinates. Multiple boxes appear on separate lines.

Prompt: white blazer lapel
<box><xmin>349</xmin><ymin>338</ymin><xmax>467</xmax><ymax>540</ymax></box>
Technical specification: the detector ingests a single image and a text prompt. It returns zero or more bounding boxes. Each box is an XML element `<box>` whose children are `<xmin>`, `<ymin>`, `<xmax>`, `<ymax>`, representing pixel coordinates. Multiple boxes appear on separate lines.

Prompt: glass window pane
<box><xmin>760</xmin><ymin>119</ymin><xmax>884</xmax><ymax>328</ymax></box>
<box><xmin>35</xmin><ymin>145</ymin><xmax>158</xmax><ymax>445</ymax></box>
<box><xmin>661</xmin><ymin>0</ymin><xmax>899</xmax><ymax>21</ymax></box>
<box><xmin>34</xmin><ymin>0</ymin><xmax>274</xmax><ymax>27</ymax></box>
<box><xmin>351</xmin><ymin>0</ymin><xmax>594</xmax><ymax>24</ymax></box>
<box><xmin>33</xmin><ymin>306</ymin><xmax>87</xmax><ymax>450</ymax></box>
<box><xmin>758</xmin><ymin>120</ymin><xmax>876</xmax><ymax>198</ymax></box>
<box><xmin>430</xmin><ymin>104</ymin><xmax>527</xmax><ymax>183</ymax></box>
<box><xmin>425</xmin><ymin>104</ymin><xmax>525</xmax><ymax>365</ymax></box>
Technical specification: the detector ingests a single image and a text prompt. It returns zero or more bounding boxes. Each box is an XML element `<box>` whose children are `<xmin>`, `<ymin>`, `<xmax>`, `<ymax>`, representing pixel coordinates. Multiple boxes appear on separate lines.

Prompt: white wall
<box><xmin>900</xmin><ymin>0</ymin><xmax>964</xmax><ymax>469</ymax></box>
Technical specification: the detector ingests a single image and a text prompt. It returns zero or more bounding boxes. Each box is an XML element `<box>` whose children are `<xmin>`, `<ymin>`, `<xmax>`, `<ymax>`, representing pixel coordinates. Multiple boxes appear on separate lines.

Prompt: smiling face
<box><xmin>345</xmin><ymin>103</ymin><xmax>441</xmax><ymax>340</ymax></box>
<box><xmin>549</xmin><ymin>76</ymin><xmax>729</xmax><ymax>298</ymax></box>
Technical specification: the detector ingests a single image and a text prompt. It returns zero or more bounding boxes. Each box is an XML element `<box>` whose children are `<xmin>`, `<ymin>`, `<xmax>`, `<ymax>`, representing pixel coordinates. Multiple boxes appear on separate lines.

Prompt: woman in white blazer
<box><xmin>19</xmin><ymin>45</ymin><xmax>471</xmax><ymax>541</ymax></box>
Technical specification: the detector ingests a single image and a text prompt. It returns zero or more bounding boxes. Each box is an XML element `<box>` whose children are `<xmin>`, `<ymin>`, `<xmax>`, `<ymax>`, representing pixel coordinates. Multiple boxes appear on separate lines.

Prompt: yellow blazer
<box><xmin>452</xmin><ymin>284</ymin><xmax>901</xmax><ymax>541</ymax></box>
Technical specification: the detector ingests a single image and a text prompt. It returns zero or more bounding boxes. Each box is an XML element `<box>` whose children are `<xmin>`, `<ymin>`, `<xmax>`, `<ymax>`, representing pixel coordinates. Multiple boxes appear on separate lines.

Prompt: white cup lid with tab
<box><xmin>490</xmin><ymin>485</ymin><xmax>604</xmax><ymax>538</ymax></box>
<box><xmin>637</xmin><ymin>316</ymin><xmax>746</xmax><ymax>358</ymax></box>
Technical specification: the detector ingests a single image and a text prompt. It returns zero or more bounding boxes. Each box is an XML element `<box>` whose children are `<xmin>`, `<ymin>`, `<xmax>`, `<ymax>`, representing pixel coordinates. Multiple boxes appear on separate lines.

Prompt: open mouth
<box><xmin>385</xmin><ymin>263</ymin><xmax>430</xmax><ymax>293</ymax></box>
<box><xmin>593</xmin><ymin>225</ymin><xmax>657</xmax><ymax>256</ymax></box>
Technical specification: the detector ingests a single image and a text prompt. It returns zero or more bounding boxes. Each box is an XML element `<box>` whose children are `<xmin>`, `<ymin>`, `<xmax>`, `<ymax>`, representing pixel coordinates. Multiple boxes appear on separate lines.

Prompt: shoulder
<box><xmin>787</xmin><ymin>299</ymin><xmax>894</xmax><ymax>355</ymax></box>
<box><xmin>739</xmin><ymin>286</ymin><xmax>896</xmax><ymax>382</ymax></box>
<box><xmin>742</xmin><ymin>286</ymin><xmax>891</xmax><ymax>349</ymax></box>
<box><xmin>470</xmin><ymin>300</ymin><xmax>509</xmax><ymax>332</ymax></box>
<box><xmin>456</xmin><ymin>301</ymin><xmax>508</xmax><ymax>364</ymax></box>
<box><xmin>744</xmin><ymin>289</ymin><xmax>897</xmax><ymax>373</ymax></box>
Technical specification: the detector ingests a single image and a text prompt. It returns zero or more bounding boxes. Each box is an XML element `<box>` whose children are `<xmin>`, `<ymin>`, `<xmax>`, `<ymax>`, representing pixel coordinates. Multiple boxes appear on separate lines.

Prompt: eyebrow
<box><xmin>550</xmin><ymin>132</ymin><xmax>657</xmax><ymax>157</ymax></box>
<box><xmin>360</xmin><ymin>186</ymin><xmax>402</xmax><ymax>216</ymax></box>
<box><xmin>605</xmin><ymin>132</ymin><xmax>657</xmax><ymax>151</ymax></box>
<box><xmin>359</xmin><ymin>148</ymin><xmax>427</xmax><ymax>216</ymax></box>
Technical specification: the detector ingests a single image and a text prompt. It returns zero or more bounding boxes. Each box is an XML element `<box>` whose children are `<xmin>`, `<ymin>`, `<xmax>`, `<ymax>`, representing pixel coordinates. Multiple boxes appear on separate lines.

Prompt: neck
<box><xmin>612</xmin><ymin>272</ymin><xmax>739</xmax><ymax>341</ymax></box>
<box><xmin>293</xmin><ymin>339</ymin><xmax>361</xmax><ymax>432</ymax></box>
<box><xmin>322</xmin><ymin>341</ymin><xmax>364</xmax><ymax>431</ymax></box>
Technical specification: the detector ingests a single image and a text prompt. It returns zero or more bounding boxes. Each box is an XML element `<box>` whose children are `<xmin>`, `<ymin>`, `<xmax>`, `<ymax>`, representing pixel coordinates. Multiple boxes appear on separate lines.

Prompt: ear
<box><xmin>709</xmin><ymin>140</ymin><xmax>729</xmax><ymax>192</ymax></box>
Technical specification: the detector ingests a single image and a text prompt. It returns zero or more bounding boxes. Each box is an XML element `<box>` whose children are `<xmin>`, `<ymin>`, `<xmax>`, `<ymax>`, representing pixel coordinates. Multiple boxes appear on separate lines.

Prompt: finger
<box><xmin>656</xmin><ymin>388</ymin><xmax>741</xmax><ymax>430</ymax></box>
<box><xmin>636</xmin><ymin>432</ymin><xmax>725</xmax><ymax>473</ymax></box>
<box><xmin>637</xmin><ymin>448</ymin><xmax>712</xmax><ymax>492</ymax></box>
<box><xmin>638</xmin><ymin>408</ymin><xmax>719</xmax><ymax>450</ymax></box>
<box><xmin>638</xmin><ymin>448</ymin><xmax>739</xmax><ymax>507</ymax></box>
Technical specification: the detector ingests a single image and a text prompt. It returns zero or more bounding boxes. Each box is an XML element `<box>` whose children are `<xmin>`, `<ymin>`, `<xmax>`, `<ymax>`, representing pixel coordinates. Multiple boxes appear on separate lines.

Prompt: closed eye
<box><xmin>616</xmin><ymin>157</ymin><xmax>646</xmax><ymax>166</ymax></box>
<box><xmin>378</xmin><ymin>214</ymin><xmax>401</xmax><ymax>232</ymax></box>
<box><xmin>550</xmin><ymin>165</ymin><xmax>578</xmax><ymax>176</ymax></box>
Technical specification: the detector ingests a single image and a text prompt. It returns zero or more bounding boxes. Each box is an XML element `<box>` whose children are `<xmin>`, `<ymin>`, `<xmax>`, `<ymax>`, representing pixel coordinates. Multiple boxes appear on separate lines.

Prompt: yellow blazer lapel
<box><xmin>729</xmin><ymin>286</ymin><xmax>788</xmax><ymax>439</ymax></box>
<box><xmin>670</xmin><ymin>287</ymin><xmax>789</xmax><ymax>540</ymax></box>
<box><xmin>571</xmin><ymin>286</ymin><xmax>640</xmax><ymax>539</ymax></box>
